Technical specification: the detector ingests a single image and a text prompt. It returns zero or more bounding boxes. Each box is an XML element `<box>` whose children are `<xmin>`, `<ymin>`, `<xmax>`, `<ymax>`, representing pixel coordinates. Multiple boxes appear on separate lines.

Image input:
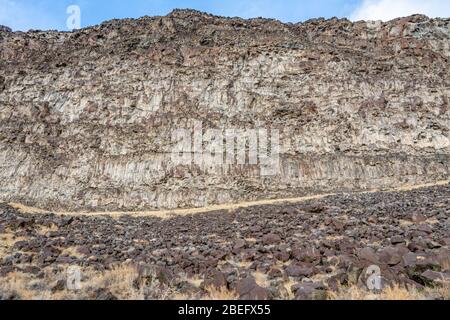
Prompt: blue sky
<box><xmin>1</xmin><ymin>0</ymin><xmax>449</xmax><ymax>31</ymax></box>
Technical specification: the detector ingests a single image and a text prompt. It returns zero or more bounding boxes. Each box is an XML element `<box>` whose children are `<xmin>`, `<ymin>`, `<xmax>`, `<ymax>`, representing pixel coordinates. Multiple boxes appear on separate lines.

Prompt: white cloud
<box><xmin>350</xmin><ymin>0</ymin><xmax>450</xmax><ymax>21</ymax></box>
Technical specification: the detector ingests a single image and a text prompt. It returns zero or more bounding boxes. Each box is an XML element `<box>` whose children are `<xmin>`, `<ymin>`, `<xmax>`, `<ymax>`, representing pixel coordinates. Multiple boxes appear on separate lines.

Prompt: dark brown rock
<box><xmin>292</xmin><ymin>282</ymin><xmax>326</xmax><ymax>300</ymax></box>
<box><xmin>378</xmin><ymin>247</ymin><xmax>405</xmax><ymax>266</ymax></box>
<box><xmin>236</xmin><ymin>277</ymin><xmax>270</xmax><ymax>300</ymax></box>
<box><xmin>285</xmin><ymin>263</ymin><xmax>314</xmax><ymax>278</ymax></box>
<box><xmin>417</xmin><ymin>224</ymin><xmax>433</xmax><ymax>234</ymax></box>
<box><xmin>421</xmin><ymin>270</ymin><xmax>450</xmax><ymax>283</ymax></box>
<box><xmin>441</xmin><ymin>237</ymin><xmax>450</xmax><ymax>246</ymax></box>
<box><xmin>203</xmin><ymin>271</ymin><xmax>228</xmax><ymax>290</ymax></box>
<box><xmin>93</xmin><ymin>288</ymin><xmax>118</xmax><ymax>300</ymax></box>
<box><xmin>390</xmin><ymin>236</ymin><xmax>405</xmax><ymax>245</ymax></box>
<box><xmin>291</xmin><ymin>247</ymin><xmax>321</xmax><ymax>264</ymax></box>
<box><xmin>77</xmin><ymin>246</ymin><xmax>91</xmax><ymax>256</ymax></box>
<box><xmin>262</xmin><ymin>234</ymin><xmax>282</xmax><ymax>245</ymax></box>
<box><xmin>51</xmin><ymin>280</ymin><xmax>66</xmax><ymax>293</ymax></box>
<box><xmin>411</xmin><ymin>214</ymin><xmax>427</xmax><ymax>223</ymax></box>
<box><xmin>357</xmin><ymin>247</ymin><xmax>379</xmax><ymax>264</ymax></box>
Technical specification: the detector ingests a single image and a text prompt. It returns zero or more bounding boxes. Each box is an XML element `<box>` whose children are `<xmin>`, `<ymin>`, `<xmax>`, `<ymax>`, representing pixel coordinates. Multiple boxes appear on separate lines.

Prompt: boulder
<box><xmin>262</xmin><ymin>234</ymin><xmax>282</xmax><ymax>245</ymax></box>
<box><xmin>236</xmin><ymin>277</ymin><xmax>270</xmax><ymax>300</ymax></box>
<box><xmin>357</xmin><ymin>247</ymin><xmax>380</xmax><ymax>264</ymax></box>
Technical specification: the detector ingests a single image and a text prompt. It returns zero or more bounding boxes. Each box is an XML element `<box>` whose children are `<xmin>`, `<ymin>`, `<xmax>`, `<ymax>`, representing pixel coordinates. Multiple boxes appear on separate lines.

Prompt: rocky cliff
<box><xmin>0</xmin><ymin>10</ymin><xmax>449</xmax><ymax>211</ymax></box>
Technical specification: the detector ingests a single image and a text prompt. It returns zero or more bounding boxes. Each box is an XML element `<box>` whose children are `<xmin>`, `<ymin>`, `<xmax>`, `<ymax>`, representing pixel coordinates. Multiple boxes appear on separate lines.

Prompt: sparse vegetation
<box><xmin>328</xmin><ymin>282</ymin><xmax>450</xmax><ymax>300</ymax></box>
<box><xmin>203</xmin><ymin>286</ymin><xmax>239</xmax><ymax>300</ymax></box>
<box><xmin>1</xmin><ymin>184</ymin><xmax>449</xmax><ymax>300</ymax></box>
<box><xmin>1</xmin><ymin>264</ymin><xmax>448</xmax><ymax>300</ymax></box>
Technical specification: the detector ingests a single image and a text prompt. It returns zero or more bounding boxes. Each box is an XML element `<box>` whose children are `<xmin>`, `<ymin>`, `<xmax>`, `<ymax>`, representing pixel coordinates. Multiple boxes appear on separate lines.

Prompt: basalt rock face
<box><xmin>0</xmin><ymin>10</ymin><xmax>449</xmax><ymax>211</ymax></box>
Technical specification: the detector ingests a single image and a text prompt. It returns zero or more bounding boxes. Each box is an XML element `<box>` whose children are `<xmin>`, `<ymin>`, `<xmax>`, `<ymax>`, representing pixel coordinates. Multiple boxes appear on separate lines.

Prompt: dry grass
<box><xmin>279</xmin><ymin>278</ymin><xmax>297</xmax><ymax>300</ymax></box>
<box><xmin>328</xmin><ymin>282</ymin><xmax>450</xmax><ymax>300</ymax></box>
<box><xmin>382</xmin><ymin>285</ymin><xmax>425</xmax><ymax>300</ymax></box>
<box><xmin>399</xmin><ymin>217</ymin><xmax>440</xmax><ymax>228</ymax></box>
<box><xmin>252</xmin><ymin>271</ymin><xmax>270</xmax><ymax>288</ymax></box>
<box><xmin>325</xmin><ymin>235</ymin><xmax>344</xmax><ymax>241</ymax></box>
<box><xmin>185</xmin><ymin>275</ymin><xmax>203</xmax><ymax>289</ymax></box>
<box><xmin>222</xmin><ymin>259</ymin><xmax>253</xmax><ymax>269</ymax></box>
<box><xmin>424</xmin><ymin>282</ymin><xmax>450</xmax><ymax>300</ymax></box>
<box><xmin>60</xmin><ymin>247</ymin><xmax>86</xmax><ymax>259</ymax></box>
<box><xmin>0</xmin><ymin>232</ymin><xmax>28</xmax><ymax>259</ymax></box>
<box><xmin>392</xmin><ymin>180</ymin><xmax>449</xmax><ymax>192</ymax></box>
<box><xmin>0</xmin><ymin>272</ymin><xmax>35</xmax><ymax>300</ymax></box>
<box><xmin>426</xmin><ymin>218</ymin><xmax>440</xmax><ymax>225</ymax></box>
<box><xmin>0</xmin><ymin>269</ymin><xmax>77</xmax><ymax>300</ymax></box>
<box><xmin>170</xmin><ymin>292</ymin><xmax>192</xmax><ymax>300</ymax></box>
<box><xmin>1</xmin><ymin>264</ymin><xmax>448</xmax><ymax>300</ymax></box>
<box><xmin>399</xmin><ymin>220</ymin><xmax>414</xmax><ymax>227</ymax></box>
<box><xmin>8</xmin><ymin>202</ymin><xmax>50</xmax><ymax>214</ymax></box>
<box><xmin>275</xmin><ymin>259</ymin><xmax>293</xmax><ymax>268</ymax></box>
<box><xmin>0</xmin><ymin>264</ymin><xmax>236</xmax><ymax>300</ymax></box>
<box><xmin>203</xmin><ymin>285</ymin><xmax>239</xmax><ymax>300</ymax></box>
<box><xmin>85</xmin><ymin>264</ymin><xmax>144</xmax><ymax>300</ymax></box>
<box><xmin>36</xmin><ymin>223</ymin><xmax>58</xmax><ymax>236</ymax></box>
<box><xmin>0</xmin><ymin>264</ymin><xmax>145</xmax><ymax>300</ymax></box>
<box><xmin>7</xmin><ymin>194</ymin><xmax>335</xmax><ymax>219</ymax></box>
<box><xmin>0</xmin><ymin>232</ymin><xmax>27</xmax><ymax>247</ymax></box>
<box><xmin>441</xmin><ymin>259</ymin><xmax>450</xmax><ymax>271</ymax></box>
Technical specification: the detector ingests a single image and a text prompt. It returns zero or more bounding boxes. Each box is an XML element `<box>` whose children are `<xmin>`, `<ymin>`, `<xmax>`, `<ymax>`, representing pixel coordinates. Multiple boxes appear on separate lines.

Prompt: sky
<box><xmin>1</xmin><ymin>0</ymin><xmax>449</xmax><ymax>31</ymax></box>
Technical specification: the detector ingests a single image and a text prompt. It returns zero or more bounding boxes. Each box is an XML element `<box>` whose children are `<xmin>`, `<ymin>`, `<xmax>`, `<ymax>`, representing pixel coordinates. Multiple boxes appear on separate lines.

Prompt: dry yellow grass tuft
<box><xmin>382</xmin><ymin>285</ymin><xmax>424</xmax><ymax>300</ymax></box>
<box><xmin>222</xmin><ymin>259</ymin><xmax>253</xmax><ymax>269</ymax></box>
<box><xmin>0</xmin><ymin>232</ymin><xmax>28</xmax><ymax>259</ymax></box>
<box><xmin>252</xmin><ymin>271</ymin><xmax>270</xmax><ymax>288</ymax></box>
<box><xmin>441</xmin><ymin>259</ymin><xmax>450</xmax><ymax>271</ymax></box>
<box><xmin>185</xmin><ymin>275</ymin><xmax>203</xmax><ymax>289</ymax></box>
<box><xmin>425</xmin><ymin>281</ymin><xmax>450</xmax><ymax>300</ymax></box>
<box><xmin>60</xmin><ymin>247</ymin><xmax>86</xmax><ymax>259</ymax></box>
<box><xmin>1</xmin><ymin>263</ymin><xmax>448</xmax><ymax>300</ymax></box>
<box><xmin>399</xmin><ymin>220</ymin><xmax>414</xmax><ymax>228</ymax></box>
<box><xmin>0</xmin><ymin>272</ymin><xmax>35</xmax><ymax>300</ymax></box>
<box><xmin>36</xmin><ymin>223</ymin><xmax>58</xmax><ymax>236</ymax></box>
<box><xmin>392</xmin><ymin>180</ymin><xmax>449</xmax><ymax>192</ymax></box>
<box><xmin>328</xmin><ymin>282</ymin><xmax>450</xmax><ymax>300</ymax></box>
<box><xmin>325</xmin><ymin>235</ymin><xmax>344</xmax><ymax>241</ymax></box>
<box><xmin>203</xmin><ymin>285</ymin><xmax>239</xmax><ymax>300</ymax></box>
<box><xmin>279</xmin><ymin>278</ymin><xmax>297</xmax><ymax>300</ymax></box>
<box><xmin>8</xmin><ymin>202</ymin><xmax>51</xmax><ymax>214</ymax></box>
<box><xmin>85</xmin><ymin>264</ymin><xmax>144</xmax><ymax>300</ymax></box>
<box><xmin>170</xmin><ymin>292</ymin><xmax>192</xmax><ymax>300</ymax></box>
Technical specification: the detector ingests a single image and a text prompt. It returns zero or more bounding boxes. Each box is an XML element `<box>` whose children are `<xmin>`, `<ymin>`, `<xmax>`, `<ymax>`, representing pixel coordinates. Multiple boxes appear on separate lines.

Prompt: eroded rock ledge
<box><xmin>0</xmin><ymin>10</ymin><xmax>449</xmax><ymax>211</ymax></box>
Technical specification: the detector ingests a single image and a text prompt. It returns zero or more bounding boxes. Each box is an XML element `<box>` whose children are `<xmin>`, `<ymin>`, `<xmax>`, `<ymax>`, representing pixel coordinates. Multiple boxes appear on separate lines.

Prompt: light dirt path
<box><xmin>4</xmin><ymin>180</ymin><xmax>449</xmax><ymax>219</ymax></box>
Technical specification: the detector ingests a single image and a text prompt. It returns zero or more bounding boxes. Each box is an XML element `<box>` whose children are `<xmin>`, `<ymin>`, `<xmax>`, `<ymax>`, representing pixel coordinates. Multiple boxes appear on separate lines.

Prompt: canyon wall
<box><xmin>0</xmin><ymin>10</ymin><xmax>448</xmax><ymax>211</ymax></box>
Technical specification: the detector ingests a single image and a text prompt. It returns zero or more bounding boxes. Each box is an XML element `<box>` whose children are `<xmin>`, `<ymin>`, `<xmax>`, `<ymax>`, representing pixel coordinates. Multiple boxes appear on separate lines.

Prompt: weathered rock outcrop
<box><xmin>0</xmin><ymin>10</ymin><xmax>449</xmax><ymax>211</ymax></box>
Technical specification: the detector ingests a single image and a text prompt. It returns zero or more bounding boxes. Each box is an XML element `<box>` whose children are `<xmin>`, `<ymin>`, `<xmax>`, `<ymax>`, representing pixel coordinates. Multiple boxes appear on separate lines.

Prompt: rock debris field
<box><xmin>0</xmin><ymin>184</ymin><xmax>449</xmax><ymax>300</ymax></box>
